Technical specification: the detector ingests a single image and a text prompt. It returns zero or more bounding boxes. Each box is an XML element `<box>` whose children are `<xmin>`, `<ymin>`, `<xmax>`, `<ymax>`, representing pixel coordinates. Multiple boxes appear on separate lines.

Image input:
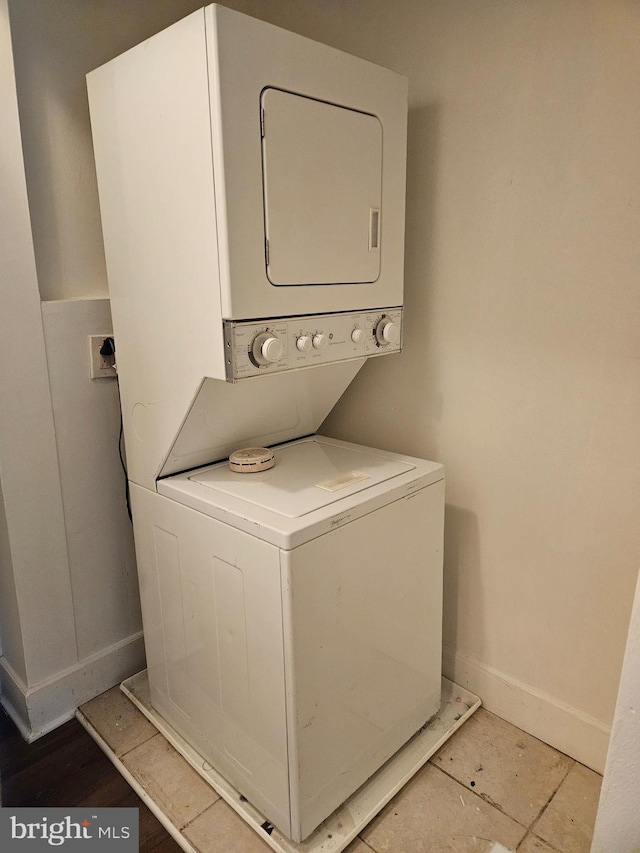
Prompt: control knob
<box><xmin>296</xmin><ymin>335</ymin><xmax>312</xmax><ymax>352</ymax></box>
<box><xmin>375</xmin><ymin>316</ymin><xmax>400</xmax><ymax>346</ymax></box>
<box><xmin>251</xmin><ymin>331</ymin><xmax>284</xmax><ymax>365</ymax></box>
<box><xmin>351</xmin><ymin>328</ymin><xmax>365</xmax><ymax>344</ymax></box>
<box><xmin>312</xmin><ymin>333</ymin><xmax>328</xmax><ymax>350</ymax></box>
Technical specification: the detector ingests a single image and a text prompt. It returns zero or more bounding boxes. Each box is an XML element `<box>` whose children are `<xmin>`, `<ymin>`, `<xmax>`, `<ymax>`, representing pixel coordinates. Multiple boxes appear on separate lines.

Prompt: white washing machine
<box><xmin>87</xmin><ymin>5</ymin><xmax>446</xmax><ymax>846</ymax></box>
<box><xmin>131</xmin><ymin>435</ymin><xmax>443</xmax><ymax>842</ymax></box>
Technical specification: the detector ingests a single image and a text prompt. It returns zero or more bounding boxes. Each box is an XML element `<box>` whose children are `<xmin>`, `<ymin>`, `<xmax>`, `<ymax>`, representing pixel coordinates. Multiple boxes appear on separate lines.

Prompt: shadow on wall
<box><xmin>404</xmin><ymin>102</ymin><xmax>441</xmax><ymax>331</ymax></box>
<box><xmin>399</xmin><ymin>101</ymin><xmax>445</xmax><ymax>457</ymax></box>
<box><xmin>442</xmin><ymin>504</ymin><xmax>482</xmax><ymax>674</ymax></box>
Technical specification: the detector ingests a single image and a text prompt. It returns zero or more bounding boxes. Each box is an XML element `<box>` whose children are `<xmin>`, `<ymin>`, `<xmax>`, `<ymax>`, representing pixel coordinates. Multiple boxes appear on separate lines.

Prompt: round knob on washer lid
<box><xmin>229</xmin><ymin>447</ymin><xmax>275</xmax><ymax>473</ymax></box>
<box><xmin>375</xmin><ymin>317</ymin><xmax>400</xmax><ymax>346</ymax></box>
<box><xmin>312</xmin><ymin>333</ymin><xmax>328</xmax><ymax>350</ymax></box>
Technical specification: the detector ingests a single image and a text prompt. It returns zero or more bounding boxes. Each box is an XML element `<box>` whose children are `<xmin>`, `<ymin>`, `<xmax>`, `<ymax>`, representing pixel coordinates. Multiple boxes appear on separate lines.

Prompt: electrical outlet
<box><xmin>89</xmin><ymin>335</ymin><xmax>117</xmax><ymax>379</ymax></box>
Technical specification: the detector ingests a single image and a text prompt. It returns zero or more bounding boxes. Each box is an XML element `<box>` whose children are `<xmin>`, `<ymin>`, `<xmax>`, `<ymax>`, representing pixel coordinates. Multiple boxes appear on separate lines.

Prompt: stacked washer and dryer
<box><xmin>88</xmin><ymin>5</ymin><xmax>445</xmax><ymax>846</ymax></box>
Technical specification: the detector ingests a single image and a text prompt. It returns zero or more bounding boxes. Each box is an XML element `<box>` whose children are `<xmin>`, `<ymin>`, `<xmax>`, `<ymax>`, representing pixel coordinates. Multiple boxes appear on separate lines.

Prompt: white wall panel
<box><xmin>40</xmin><ymin>298</ymin><xmax>141</xmax><ymax>659</ymax></box>
<box><xmin>0</xmin><ymin>0</ymin><xmax>77</xmax><ymax>690</ymax></box>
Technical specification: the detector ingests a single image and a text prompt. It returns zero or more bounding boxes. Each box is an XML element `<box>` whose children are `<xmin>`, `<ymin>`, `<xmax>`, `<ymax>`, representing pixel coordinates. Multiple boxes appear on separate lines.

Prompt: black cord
<box><xmin>105</xmin><ymin>336</ymin><xmax>132</xmax><ymax>523</ymax></box>
<box><xmin>116</xmin><ymin>378</ymin><xmax>133</xmax><ymax>523</ymax></box>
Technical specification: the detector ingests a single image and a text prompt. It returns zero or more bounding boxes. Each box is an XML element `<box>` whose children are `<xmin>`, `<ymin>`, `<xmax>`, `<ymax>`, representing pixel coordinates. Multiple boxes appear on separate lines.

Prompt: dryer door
<box><xmin>261</xmin><ymin>88</ymin><xmax>382</xmax><ymax>286</ymax></box>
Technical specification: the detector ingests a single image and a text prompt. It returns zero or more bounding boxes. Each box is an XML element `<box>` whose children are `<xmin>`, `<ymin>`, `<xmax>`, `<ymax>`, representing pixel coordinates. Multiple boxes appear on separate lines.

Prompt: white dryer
<box><xmin>86</xmin><ymin>4</ymin><xmax>408</xmax><ymax>491</ymax></box>
<box><xmin>132</xmin><ymin>435</ymin><xmax>443</xmax><ymax>842</ymax></box>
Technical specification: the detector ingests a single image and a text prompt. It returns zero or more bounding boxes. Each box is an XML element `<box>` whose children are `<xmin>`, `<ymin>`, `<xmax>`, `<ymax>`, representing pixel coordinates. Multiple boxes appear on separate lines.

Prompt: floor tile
<box><xmin>122</xmin><ymin>733</ymin><xmax>219</xmax><ymax>829</ymax></box>
<box><xmin>533</xmin><ymin>763</ymin><xmax>602</xmax><ymax>853</ymax></box>
<box><xmin>348</xmin><ymin>840</ymin><xmax>376</xmax><ymax>853</ymax></box>
<box><xmin>516</xmin><ymin>834</ymin><xmax>556</xmax><ymax>852</ymax></box>
<box><xmin>183</xmin><ymin>800</ymin><xmax>273</xmax><ymax>852</ymax></box>
<box><xmin>362</xmin><ymin>763</ymin><xmax>526</xmax><ymax>853</ymax></box>
<box><xmin>79</xmin><ymin>686</ymin><xmax>157</xmax><ymax>756</ymax></box>
<box><xmin>431</xmin><ymin>708</ymin><xmax>573</xmax><ymax>827</ymax></box>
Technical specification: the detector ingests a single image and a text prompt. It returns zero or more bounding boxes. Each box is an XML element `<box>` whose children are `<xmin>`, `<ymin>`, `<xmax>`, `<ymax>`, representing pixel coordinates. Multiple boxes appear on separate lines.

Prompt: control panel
<box><xmin>223</xmin><ymin>308</ymin><xmax>402</xmax><ymax>381</ymax></box>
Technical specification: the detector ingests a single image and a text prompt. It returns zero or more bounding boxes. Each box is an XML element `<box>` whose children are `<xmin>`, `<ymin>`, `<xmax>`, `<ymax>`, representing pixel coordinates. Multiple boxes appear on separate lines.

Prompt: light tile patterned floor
<box><xmin>79</xmin><ymin>688</ymin><xmax>602</xmax><ymax>853</ymax></box>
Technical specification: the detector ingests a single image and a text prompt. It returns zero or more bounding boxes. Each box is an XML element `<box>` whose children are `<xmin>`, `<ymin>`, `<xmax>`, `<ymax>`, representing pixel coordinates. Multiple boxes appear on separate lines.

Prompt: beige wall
<box><xmin>5</xmin><ymin>0</ymin><xmax>639</xmax><ymax>767</ymax></box>
<box><xmin>8</xmin><ymin>0</ymin><xmax>211</xmax><ymax>300</ymax></box>
<box><xmin>292</xmin><ymin>0</ymin><xmax>640</xmax><ymax>768</ymax></box>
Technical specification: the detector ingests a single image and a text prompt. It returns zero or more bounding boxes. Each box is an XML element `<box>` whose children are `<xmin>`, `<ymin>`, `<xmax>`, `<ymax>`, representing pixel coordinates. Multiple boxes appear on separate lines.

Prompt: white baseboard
<box><xmin>1</xmin><ymin>637</ymin><xmax>610</xmax><ymax>771</ymax></box>
<box><xmin>0</xmin><ymin>632</ymin><xmax>145</xmax><ymax>742</ymax></box>
<box><xmin>443</xmin><ymin>646</ymin><xmax>611</xmax><ymax>774</ymax></box>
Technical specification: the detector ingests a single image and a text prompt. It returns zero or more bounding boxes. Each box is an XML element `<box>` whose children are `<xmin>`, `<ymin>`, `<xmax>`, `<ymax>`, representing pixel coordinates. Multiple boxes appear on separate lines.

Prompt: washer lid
<box><xmin>188</xmin><ymin>435</ymin><xmax>414</xmax><ymax>518</ymax></box>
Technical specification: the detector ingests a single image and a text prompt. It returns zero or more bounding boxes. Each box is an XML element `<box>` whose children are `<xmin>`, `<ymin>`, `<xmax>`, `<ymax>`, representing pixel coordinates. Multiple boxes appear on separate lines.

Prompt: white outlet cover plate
<box><xmin>88</xmin><ymin>334</ymin><xmax>117</xmax><ymax>379</ymax></box>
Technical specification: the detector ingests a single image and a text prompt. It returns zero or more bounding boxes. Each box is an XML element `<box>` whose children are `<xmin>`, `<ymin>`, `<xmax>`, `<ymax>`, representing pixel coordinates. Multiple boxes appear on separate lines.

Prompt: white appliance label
<box><xmin>316</xmin><ymin>471</ymin><xmax>370</xmax><ymax>492</ymax></box>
